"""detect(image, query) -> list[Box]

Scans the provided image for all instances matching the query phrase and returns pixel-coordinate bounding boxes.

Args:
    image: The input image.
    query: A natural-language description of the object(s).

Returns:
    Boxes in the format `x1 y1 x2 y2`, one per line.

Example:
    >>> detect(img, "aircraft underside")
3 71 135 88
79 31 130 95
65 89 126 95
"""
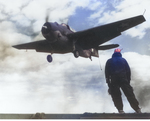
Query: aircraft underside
42 40 99 62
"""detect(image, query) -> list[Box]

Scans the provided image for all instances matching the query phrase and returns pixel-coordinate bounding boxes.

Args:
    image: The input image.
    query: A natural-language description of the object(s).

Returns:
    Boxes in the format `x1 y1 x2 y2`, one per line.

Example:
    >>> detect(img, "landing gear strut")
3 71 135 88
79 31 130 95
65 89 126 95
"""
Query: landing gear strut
47 55 53 63
73 50 79 58
72 41 80 58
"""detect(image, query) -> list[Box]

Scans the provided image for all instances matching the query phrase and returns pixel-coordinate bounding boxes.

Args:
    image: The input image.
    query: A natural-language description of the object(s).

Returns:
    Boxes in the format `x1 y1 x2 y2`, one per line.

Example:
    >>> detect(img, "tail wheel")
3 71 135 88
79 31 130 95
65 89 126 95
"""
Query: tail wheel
73 50 79 58
47 55 53 63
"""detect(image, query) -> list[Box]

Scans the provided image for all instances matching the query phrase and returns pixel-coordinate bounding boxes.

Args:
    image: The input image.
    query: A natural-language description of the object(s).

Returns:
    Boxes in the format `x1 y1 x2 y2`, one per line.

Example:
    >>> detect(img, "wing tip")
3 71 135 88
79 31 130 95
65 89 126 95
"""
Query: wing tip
139 15 146 22
12 45 19 49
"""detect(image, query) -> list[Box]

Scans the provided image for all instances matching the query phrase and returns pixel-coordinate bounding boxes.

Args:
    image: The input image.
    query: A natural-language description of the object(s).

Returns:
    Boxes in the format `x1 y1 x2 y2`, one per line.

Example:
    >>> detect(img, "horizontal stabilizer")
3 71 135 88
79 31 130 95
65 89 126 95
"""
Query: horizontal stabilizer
97 44 119 50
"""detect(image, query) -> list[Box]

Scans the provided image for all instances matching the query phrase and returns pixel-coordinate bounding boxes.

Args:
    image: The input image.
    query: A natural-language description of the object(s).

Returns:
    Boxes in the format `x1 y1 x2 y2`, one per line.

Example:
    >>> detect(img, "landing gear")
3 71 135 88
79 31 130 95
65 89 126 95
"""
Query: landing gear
73 50 79 58
72 40 80 58
47 55 53 63
89 56 92 61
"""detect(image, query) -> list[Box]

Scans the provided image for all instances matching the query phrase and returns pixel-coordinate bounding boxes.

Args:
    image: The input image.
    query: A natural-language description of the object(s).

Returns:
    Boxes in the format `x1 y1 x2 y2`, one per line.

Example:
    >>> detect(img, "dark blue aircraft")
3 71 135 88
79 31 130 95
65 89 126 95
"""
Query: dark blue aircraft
13 15 145 63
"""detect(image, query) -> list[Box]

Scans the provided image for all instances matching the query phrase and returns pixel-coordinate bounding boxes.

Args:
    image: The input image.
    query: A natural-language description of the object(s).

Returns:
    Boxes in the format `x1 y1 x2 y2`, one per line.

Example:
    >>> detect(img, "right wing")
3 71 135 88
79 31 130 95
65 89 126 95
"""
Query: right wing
12 40 52 53
67 15 146 50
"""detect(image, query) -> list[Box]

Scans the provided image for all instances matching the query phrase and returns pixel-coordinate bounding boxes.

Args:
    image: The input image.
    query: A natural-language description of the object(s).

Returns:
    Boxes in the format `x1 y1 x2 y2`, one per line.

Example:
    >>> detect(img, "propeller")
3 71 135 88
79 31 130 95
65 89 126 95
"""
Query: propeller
28 9 51 39
45 8 54 22
41 9 52 35
45 11 50 22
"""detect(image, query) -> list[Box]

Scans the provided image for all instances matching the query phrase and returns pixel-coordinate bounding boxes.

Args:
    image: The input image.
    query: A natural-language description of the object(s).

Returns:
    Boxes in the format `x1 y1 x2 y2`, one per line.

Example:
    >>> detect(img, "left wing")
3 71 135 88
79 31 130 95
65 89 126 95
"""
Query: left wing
67 15 146 49
13 40 52 53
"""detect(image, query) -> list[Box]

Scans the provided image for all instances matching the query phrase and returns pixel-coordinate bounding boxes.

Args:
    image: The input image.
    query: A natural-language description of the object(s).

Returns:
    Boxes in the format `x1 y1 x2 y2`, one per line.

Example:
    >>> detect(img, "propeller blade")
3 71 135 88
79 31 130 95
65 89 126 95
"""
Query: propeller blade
45 8 54 22
45 12 49 22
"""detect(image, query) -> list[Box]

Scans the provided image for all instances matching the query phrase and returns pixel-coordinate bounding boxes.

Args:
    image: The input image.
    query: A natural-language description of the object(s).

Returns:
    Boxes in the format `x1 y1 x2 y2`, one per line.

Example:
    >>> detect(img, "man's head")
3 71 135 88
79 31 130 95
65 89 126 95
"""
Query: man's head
114 48 121 53
112 48 122 58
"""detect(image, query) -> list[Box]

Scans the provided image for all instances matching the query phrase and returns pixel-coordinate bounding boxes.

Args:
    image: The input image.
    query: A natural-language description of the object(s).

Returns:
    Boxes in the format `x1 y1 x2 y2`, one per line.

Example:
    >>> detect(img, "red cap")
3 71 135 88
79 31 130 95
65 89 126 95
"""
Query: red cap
114 48 121 53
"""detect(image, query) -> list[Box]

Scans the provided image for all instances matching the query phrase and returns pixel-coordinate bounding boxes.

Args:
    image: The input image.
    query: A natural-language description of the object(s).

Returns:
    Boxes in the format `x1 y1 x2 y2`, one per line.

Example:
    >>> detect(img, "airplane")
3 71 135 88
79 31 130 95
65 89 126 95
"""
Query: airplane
12 15 146 63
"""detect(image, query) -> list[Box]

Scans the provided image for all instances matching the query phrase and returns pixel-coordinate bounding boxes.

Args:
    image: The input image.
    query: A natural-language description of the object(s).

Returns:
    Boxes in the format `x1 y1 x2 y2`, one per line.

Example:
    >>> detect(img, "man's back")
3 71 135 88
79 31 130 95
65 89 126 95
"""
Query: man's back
105 52 131 81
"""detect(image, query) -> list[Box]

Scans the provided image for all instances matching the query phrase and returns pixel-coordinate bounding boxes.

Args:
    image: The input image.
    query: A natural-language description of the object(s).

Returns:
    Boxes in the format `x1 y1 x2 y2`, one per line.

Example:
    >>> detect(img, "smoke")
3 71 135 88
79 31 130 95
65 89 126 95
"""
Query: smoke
123 52 150 112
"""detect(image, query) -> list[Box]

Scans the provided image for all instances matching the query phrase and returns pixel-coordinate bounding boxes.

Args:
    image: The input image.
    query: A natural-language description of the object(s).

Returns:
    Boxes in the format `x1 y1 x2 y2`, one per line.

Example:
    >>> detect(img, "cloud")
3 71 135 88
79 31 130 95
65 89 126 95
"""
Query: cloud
88 0 150 39
0 0 150 114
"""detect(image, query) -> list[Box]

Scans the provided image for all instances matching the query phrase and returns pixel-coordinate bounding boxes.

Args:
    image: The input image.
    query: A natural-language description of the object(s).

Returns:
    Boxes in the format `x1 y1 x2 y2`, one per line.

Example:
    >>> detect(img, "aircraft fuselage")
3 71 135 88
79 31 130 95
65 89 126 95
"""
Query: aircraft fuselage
41 22 98 59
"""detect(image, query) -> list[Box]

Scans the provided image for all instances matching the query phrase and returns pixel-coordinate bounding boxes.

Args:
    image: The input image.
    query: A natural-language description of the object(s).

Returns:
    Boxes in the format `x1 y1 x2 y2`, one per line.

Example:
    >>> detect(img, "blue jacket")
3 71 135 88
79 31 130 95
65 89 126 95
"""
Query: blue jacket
105 52 131 82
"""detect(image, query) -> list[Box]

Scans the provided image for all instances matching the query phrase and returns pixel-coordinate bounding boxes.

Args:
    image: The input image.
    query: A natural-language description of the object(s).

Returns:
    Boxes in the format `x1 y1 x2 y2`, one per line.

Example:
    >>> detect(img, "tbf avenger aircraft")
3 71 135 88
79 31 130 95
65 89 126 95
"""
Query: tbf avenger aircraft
13 15 146 63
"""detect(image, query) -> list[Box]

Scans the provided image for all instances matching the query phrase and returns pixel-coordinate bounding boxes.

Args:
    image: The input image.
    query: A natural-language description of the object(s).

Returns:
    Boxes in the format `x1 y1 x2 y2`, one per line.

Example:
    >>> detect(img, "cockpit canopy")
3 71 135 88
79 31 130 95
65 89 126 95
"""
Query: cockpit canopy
61 23 70 29
61 23 75 32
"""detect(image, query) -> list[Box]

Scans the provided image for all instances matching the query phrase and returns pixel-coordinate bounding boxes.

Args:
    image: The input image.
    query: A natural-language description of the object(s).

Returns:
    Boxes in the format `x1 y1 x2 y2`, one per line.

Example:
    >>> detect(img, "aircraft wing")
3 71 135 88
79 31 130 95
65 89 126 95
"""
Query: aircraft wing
67 15 146 49
12 40 52 53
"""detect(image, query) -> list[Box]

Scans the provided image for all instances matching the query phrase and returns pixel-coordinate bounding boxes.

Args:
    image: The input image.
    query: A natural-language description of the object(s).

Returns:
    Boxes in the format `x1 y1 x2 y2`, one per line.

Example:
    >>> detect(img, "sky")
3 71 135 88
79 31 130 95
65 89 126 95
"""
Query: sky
0 0 150 114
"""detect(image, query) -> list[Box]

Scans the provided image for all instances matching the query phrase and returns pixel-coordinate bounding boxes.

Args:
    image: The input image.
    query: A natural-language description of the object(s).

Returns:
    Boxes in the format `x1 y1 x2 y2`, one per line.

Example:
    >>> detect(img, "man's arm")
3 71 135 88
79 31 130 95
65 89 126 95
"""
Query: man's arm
105 60 110 82
105 59 112 95
124 59 131 83
105 60 111 87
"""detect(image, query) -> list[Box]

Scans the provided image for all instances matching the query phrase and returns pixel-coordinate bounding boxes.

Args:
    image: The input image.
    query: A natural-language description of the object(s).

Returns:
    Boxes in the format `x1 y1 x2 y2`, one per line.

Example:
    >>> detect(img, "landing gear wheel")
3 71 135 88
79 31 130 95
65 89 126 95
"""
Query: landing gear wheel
47 55 53 63
73 50 79 58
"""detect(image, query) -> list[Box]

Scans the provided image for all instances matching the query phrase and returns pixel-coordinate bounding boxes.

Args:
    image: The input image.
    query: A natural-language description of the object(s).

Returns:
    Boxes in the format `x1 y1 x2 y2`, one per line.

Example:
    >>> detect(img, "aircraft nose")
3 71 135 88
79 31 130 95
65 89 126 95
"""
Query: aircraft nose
41 22 51 35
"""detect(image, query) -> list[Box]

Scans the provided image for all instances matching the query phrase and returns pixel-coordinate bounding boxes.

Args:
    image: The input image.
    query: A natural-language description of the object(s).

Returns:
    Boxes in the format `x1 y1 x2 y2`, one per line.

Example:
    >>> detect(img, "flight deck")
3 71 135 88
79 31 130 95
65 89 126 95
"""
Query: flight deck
0 112 149 119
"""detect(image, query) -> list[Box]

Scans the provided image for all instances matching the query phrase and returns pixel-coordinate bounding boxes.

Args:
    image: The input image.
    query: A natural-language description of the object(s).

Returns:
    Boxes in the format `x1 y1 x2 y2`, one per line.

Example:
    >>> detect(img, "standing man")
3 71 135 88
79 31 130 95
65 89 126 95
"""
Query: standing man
105 48 141 114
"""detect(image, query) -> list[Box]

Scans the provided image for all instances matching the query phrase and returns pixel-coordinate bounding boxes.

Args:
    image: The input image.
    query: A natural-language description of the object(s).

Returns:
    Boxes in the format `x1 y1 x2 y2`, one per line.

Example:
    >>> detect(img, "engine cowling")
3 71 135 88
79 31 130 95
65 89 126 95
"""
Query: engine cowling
41 22 58 42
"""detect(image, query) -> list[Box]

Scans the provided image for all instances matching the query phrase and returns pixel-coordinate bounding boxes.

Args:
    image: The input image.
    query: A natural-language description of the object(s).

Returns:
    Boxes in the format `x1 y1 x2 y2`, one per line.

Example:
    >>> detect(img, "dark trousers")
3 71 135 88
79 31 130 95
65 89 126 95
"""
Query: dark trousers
110 77 140 111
